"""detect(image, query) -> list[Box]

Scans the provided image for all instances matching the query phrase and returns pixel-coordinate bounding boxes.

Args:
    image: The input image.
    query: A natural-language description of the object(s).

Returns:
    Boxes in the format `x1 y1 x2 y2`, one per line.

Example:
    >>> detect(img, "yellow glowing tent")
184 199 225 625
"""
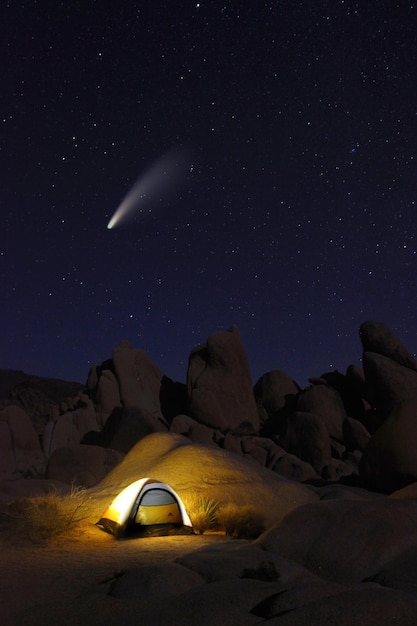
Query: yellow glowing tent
96 478 193 537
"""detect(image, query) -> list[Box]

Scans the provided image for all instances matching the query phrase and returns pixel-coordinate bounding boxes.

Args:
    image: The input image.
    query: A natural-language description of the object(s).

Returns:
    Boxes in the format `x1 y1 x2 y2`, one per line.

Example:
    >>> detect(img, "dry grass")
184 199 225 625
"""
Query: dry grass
1 485 91 544
186 495 220 534
216 503 265 539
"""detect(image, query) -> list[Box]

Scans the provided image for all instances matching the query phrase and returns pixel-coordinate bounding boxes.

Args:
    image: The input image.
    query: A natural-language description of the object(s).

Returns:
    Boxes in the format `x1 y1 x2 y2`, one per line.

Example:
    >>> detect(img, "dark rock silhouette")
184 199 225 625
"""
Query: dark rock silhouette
254 369 300 426
360 320 417 371
0 405 45 476
296 384 346 442
360 401 417 492
187 326 259 433
273 410 332 474
2 319 417 496
362 352 417 421
46 444 123 487
257 498 417 584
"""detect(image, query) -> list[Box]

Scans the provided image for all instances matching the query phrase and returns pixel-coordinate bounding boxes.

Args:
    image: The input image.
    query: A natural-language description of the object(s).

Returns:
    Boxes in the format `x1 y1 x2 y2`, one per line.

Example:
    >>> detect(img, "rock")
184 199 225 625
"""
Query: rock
176 540 310 584
296 385 346 441
342 416 371 452
222 432 245 456
329 438 345 459
275 411 332 473
257 498 417 584
187 327 259 433
109 562 204 599
108 407 167 454
316 483 385 502
362 352 417 420
46 444 124 486
342 451 362 477
271 453 318 482
321 459 353 482
0 476 71 503
359 401 417 492
154 577 282 626
389 481 417 500
112 341 163 414
314 367 368 424
42 402 99 458
91 432 318 530
365 546 417 592
250 578 347 619
359 320 417 371
0 369 85 437
95 368 121 425
0 420 14 473
0 405 45 475
170 414 217 445
241 436 286 468
159 376 188 423
257 585 417 625
254 370 299 426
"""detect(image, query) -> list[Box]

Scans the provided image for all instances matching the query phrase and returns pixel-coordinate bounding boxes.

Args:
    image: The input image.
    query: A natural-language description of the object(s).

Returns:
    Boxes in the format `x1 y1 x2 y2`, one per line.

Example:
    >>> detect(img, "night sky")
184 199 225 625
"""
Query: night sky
2 1 417 387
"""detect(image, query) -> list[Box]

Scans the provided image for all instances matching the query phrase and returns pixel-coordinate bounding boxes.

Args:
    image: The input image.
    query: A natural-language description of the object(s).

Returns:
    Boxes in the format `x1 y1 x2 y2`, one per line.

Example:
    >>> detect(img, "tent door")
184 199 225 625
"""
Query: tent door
134 488 182 525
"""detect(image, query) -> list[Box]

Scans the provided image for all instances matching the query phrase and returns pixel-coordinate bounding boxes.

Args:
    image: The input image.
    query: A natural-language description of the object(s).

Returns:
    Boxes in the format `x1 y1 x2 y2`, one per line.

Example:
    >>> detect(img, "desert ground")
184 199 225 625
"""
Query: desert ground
0 522 229 625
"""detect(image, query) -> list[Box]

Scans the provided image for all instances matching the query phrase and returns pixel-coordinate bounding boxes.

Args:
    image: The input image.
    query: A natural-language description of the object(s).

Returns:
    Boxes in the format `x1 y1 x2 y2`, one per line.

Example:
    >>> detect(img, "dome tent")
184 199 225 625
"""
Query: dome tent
96 478 193 538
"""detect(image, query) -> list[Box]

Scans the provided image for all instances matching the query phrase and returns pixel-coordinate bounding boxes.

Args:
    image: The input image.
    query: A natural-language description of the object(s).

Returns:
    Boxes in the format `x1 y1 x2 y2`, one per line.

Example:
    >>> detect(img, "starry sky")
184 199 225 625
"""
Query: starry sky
2 1 417 387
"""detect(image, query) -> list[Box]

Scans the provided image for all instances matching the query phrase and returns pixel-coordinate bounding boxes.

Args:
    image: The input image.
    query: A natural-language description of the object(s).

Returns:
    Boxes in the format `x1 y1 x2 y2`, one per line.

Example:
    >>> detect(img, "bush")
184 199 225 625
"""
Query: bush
2 485 90 544
187 496 220 534
217 504 265 539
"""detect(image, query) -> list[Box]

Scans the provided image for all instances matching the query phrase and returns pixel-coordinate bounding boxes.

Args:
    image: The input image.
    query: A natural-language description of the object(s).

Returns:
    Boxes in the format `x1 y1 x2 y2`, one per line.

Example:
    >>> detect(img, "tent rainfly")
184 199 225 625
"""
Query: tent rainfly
96 478 193 538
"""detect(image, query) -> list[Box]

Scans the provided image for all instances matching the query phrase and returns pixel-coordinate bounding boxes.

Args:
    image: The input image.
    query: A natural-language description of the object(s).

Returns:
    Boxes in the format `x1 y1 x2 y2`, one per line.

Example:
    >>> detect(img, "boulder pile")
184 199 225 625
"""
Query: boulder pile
2 320 417 495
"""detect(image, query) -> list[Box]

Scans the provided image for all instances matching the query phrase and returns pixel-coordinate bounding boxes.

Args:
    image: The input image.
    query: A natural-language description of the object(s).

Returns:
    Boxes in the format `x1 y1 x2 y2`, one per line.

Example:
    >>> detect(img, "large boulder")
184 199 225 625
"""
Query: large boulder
365 545 417 592
0 420 14 473
362 352 417 421
271 452 318 482
311 368 368 424
253 585 417 625
296 385 346 441
109 562 204 599
108 406 167 453
241 435 286 468
274 411 332 473
0 406 45 475
94 368 121 425
254 370 299 426
90 432 318 529
359 401 417 492
187 327 259 433
257 498 417 584
170 414 218 446
175 540 310 584
112 341 164 415
342 416 371 452
46 444 124 487
359 320 417 370
42 397 99 458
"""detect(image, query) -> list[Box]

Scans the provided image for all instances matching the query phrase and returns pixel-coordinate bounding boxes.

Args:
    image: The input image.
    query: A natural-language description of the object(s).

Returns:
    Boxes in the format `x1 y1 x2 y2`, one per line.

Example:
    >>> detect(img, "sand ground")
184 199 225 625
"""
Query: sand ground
0 522 229 625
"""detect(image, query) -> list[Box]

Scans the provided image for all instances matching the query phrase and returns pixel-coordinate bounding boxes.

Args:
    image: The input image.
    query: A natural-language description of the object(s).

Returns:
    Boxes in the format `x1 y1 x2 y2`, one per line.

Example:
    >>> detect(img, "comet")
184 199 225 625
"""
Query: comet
107 149 189 229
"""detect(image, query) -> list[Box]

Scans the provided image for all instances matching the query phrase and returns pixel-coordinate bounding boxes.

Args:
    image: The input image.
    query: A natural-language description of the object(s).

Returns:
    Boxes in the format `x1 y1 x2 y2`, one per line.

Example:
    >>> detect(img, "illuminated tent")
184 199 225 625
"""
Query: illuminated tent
96 478 193 538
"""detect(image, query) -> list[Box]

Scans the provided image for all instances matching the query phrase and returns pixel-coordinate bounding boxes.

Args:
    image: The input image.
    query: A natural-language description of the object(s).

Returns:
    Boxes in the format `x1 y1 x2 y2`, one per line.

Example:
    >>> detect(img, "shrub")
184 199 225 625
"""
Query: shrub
217 504 265 539
2 485 90 544
187 496 220 534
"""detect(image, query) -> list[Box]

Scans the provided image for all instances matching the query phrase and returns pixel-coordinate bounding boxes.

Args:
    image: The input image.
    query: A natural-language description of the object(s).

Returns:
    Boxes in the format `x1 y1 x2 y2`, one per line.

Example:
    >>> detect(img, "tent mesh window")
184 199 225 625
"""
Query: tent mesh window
134 488 182 525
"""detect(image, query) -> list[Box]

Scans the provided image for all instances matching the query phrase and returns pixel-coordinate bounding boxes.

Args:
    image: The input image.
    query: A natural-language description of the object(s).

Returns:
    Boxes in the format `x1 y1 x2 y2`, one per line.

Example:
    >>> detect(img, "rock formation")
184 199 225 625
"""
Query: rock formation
2 319 417 496
187 326 259 433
